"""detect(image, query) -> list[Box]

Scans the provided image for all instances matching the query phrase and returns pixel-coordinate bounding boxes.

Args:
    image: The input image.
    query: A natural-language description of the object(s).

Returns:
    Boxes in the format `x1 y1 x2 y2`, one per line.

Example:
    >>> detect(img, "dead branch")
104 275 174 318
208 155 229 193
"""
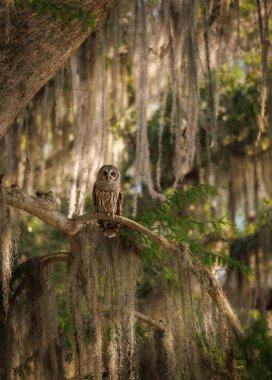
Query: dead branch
134 311 166 332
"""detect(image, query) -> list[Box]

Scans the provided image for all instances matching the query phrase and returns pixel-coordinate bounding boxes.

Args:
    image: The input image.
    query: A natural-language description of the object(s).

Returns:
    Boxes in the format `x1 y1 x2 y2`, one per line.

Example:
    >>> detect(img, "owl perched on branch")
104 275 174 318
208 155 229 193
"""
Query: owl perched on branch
92 165 123 238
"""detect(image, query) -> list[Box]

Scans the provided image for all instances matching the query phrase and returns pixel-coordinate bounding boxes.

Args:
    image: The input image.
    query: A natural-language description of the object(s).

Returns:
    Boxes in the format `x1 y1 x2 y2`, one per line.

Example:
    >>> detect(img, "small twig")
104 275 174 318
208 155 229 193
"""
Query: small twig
39 252 70 266
204 234 230 244
134 311 166 332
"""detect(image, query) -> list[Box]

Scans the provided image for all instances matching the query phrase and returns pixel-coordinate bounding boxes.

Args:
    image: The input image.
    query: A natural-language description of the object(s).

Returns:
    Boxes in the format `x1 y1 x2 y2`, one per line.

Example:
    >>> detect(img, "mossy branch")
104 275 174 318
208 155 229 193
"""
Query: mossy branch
4 187 78 235
76 212 174 249
4 186 242 336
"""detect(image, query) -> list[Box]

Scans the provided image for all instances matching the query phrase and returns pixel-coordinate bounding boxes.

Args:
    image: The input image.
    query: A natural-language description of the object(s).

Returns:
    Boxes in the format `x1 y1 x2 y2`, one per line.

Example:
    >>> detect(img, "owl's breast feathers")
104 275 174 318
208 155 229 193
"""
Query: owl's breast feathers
94 179 120 192
95 187 120 214
93 179 123 238
93 179 122 215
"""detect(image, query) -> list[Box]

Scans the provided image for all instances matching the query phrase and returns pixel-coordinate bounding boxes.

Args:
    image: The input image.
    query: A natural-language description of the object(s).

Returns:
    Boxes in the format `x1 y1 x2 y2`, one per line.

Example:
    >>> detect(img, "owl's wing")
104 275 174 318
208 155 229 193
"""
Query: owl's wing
117 187 123 216
92 183 98 212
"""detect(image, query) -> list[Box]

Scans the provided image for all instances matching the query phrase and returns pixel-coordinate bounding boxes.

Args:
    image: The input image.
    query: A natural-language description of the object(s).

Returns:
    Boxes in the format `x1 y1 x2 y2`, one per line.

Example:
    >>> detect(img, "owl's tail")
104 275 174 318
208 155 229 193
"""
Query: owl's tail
98 220 120 238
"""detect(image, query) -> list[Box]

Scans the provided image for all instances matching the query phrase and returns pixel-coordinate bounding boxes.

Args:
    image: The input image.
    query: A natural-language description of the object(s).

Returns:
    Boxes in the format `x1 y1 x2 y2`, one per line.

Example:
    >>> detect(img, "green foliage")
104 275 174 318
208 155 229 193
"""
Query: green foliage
14 0 96 28
208 346 228 375
85 194 94 213
236 316 272 379
255 199 272 229
17 217 68 259
199 55 272 169
201 250 252 278
127 184 251 278
135 324 148 341
135 184 219 229
218 64 260 148
59 312 73 363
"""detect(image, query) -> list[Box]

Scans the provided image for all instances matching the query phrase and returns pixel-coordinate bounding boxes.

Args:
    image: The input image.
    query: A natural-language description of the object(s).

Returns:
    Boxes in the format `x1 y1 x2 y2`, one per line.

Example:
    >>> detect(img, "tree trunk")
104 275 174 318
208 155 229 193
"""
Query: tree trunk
60 225 139 379
0 0 119 139
0 311 13 380
0 223 137 379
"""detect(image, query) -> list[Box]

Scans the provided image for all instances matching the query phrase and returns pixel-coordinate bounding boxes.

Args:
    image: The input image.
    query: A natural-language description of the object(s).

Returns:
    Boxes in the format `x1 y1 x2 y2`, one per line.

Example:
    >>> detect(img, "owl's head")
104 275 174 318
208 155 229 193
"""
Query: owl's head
97 165 120 182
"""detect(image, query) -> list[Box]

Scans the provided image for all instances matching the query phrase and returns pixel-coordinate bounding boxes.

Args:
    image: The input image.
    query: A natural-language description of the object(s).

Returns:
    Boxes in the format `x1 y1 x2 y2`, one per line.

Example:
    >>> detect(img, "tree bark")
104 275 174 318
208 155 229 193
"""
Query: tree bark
0 0 119 139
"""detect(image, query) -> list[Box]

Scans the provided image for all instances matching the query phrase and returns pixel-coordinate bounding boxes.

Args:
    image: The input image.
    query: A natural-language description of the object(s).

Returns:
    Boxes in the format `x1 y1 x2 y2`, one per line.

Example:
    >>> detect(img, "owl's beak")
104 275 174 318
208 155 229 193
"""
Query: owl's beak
107 175 110 181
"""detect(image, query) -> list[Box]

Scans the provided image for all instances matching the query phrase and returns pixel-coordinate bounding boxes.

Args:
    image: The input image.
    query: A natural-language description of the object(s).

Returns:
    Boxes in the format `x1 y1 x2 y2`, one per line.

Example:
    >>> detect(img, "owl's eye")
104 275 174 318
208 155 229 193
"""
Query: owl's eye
110 171 115 176
103 171 107 175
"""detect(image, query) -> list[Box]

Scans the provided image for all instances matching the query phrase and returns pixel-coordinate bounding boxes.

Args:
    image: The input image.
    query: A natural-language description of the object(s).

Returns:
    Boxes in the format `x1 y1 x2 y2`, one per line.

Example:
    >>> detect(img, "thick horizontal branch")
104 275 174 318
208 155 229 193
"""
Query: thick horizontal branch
75 212 174 249
5 187 78 235
4 187 176 245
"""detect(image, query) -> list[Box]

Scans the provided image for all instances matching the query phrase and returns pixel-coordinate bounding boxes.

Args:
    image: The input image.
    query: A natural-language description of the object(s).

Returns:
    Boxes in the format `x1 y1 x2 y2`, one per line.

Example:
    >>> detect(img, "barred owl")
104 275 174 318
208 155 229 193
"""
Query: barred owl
92 165 123 238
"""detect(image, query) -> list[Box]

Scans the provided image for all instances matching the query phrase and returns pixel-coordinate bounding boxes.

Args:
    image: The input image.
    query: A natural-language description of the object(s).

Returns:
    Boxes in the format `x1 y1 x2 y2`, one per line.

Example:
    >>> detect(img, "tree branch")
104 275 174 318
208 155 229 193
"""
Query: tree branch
134 311 166 332
75 212 173 249
39 252 70 266
190 262 242 335
4 251 70 325
5 187 78 235
4 187 243 336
